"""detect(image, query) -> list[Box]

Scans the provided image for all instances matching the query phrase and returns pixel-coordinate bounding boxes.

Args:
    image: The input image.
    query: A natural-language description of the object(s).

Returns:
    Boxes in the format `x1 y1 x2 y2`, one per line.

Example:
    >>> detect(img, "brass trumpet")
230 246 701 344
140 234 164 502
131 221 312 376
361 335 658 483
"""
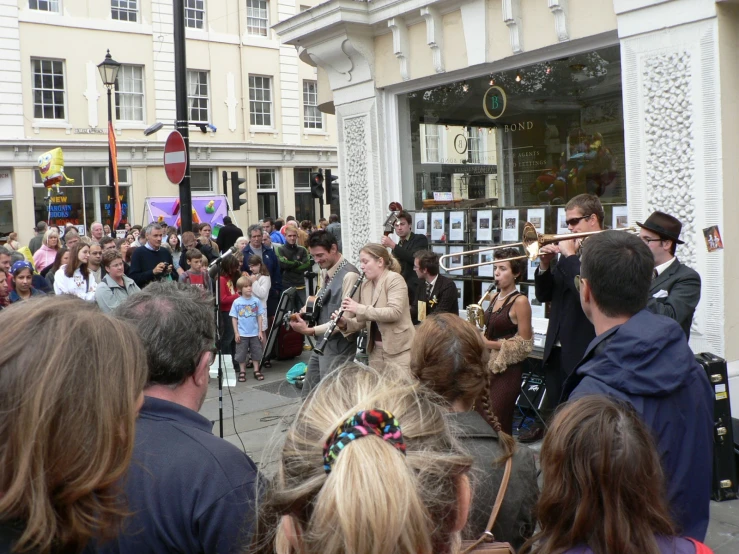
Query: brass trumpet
467 281 497 329
440 222 637 271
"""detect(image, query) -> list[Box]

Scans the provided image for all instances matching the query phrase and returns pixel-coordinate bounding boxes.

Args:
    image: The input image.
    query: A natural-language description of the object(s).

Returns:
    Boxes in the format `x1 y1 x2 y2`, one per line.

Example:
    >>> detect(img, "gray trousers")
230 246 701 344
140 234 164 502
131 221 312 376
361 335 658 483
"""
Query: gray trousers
302 334 358 399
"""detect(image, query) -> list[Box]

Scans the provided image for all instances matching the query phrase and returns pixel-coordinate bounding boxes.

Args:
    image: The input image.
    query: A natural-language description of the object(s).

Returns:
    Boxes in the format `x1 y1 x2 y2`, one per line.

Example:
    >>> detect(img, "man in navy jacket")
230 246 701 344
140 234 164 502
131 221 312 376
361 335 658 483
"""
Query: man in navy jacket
563 231 712 541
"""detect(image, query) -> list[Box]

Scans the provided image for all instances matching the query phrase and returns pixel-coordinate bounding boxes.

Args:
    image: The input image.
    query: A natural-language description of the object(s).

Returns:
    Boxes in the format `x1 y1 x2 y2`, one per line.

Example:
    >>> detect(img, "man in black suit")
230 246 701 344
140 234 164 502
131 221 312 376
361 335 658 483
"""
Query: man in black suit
410 250 459 323
215 216 243 252
638 211 701 338
520 194 602 442
380 210 428 307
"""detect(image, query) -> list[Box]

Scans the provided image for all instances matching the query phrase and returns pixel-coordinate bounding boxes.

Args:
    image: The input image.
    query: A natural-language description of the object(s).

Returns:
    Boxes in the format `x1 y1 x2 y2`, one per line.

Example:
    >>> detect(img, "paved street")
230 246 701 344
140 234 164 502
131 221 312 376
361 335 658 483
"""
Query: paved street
203 351 739 552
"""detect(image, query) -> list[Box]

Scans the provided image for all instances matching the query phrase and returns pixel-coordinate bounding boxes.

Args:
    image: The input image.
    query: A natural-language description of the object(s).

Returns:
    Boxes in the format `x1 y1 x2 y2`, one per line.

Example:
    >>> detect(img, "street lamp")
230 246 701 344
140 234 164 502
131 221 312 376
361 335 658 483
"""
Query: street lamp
98 50 121 230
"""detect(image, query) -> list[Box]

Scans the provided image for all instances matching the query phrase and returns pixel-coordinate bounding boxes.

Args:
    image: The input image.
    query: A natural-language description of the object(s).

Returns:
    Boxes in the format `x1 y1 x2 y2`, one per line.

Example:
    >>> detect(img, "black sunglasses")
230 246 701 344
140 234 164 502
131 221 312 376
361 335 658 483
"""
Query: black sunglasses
565 214 592 227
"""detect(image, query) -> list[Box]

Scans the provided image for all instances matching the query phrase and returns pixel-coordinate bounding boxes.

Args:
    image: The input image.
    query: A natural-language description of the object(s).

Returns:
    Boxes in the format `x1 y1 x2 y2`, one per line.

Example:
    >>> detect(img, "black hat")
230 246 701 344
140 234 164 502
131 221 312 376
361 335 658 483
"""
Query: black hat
636 211 684 244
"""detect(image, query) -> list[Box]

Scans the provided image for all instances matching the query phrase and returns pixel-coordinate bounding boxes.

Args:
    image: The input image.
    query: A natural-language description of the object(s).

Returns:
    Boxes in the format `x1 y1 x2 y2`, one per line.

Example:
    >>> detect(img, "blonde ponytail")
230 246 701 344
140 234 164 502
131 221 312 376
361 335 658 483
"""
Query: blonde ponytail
387 254 402 274
253 364 473 554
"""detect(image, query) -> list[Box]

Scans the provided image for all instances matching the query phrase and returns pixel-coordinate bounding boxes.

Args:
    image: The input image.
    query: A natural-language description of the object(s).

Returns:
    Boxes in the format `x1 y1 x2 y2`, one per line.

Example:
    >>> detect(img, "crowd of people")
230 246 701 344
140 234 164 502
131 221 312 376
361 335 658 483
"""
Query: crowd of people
0 197 715 554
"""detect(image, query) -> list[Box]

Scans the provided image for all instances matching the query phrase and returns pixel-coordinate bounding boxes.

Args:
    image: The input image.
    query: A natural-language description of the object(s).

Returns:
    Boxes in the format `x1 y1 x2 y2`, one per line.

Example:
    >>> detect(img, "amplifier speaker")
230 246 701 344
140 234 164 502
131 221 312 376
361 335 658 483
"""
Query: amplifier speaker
516 372 547 412
695 352 738 502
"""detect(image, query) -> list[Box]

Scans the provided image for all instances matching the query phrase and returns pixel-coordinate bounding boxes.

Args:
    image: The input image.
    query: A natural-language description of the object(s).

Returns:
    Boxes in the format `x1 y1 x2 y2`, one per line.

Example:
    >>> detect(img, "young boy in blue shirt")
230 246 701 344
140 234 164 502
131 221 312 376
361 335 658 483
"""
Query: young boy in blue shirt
230 275 266 381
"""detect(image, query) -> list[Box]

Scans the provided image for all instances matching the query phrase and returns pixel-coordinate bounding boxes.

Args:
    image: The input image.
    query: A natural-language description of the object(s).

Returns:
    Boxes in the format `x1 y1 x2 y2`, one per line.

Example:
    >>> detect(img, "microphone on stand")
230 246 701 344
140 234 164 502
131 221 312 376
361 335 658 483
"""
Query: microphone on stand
208 245 239 278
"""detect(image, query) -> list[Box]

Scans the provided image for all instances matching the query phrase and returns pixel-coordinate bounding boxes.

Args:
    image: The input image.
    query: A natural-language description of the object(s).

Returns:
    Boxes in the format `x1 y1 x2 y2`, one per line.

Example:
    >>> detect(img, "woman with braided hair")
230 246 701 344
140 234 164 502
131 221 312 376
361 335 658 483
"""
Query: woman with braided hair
411 313 538 549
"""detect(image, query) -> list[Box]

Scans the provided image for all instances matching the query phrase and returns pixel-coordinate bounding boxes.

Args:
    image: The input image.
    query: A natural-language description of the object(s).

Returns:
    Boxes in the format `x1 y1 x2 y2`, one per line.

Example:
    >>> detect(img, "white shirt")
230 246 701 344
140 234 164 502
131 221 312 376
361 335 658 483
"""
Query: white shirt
655 257 676 277
54 265 97 301
426 275 439 290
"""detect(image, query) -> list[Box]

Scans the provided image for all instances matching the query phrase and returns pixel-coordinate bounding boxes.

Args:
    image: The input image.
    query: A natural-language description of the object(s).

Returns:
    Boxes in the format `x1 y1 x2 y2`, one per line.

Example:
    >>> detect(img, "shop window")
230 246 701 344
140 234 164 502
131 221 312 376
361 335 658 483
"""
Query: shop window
112 0 137 22
293 168 314 223
400 45 625 210
0 200 13 238
29 0 59 12
303 81 322 129
33 167 132 232
249 76 273 127
246 0 269 37
191 168 214 193
115 65 145 122
32 58 65 120
187 70 209 123
257 169 278 220
185 0 205 29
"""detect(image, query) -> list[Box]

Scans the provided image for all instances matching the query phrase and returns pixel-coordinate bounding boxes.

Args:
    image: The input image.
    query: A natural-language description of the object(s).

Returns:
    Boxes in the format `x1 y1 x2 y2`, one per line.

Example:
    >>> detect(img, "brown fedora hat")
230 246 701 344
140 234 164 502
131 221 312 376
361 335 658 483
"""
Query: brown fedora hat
636 211 684 244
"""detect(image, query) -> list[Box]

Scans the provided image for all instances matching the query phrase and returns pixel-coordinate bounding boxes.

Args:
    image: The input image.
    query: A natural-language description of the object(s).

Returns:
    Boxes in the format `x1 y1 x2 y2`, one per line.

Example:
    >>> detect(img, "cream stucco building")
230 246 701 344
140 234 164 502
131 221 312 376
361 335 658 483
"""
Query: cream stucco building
0 0 339 245
275 0 739 410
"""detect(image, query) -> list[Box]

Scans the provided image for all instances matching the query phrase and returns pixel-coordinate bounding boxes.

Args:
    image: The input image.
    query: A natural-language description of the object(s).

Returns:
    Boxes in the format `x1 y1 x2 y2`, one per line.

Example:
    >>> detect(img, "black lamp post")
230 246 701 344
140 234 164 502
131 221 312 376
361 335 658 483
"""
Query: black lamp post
97 50 121 228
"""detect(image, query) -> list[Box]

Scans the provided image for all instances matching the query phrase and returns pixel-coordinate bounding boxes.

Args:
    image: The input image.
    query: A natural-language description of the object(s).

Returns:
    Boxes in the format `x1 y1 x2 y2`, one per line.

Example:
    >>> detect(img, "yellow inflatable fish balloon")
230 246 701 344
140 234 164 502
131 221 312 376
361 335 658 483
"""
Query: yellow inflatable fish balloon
38 148 75 189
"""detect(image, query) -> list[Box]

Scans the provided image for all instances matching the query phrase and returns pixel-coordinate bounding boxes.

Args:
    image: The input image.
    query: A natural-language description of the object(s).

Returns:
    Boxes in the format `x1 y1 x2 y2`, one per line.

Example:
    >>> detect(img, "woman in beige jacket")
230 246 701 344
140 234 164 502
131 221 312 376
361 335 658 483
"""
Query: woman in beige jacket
335 243 415 371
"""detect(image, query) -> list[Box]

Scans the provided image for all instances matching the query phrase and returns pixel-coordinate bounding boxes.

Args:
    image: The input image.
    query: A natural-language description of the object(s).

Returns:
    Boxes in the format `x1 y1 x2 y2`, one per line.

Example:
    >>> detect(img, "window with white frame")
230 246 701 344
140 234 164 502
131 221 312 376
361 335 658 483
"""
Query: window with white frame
114 65 144 122
249 76 272 127
32 59 65 120
187 70 209 123
185 0 205 29
425 124 440 163
191 168 214 193
111 0 137 22
467 127 483 164
246 0 268 37
302 80 322 130
256 168 276 190
29 0 59 12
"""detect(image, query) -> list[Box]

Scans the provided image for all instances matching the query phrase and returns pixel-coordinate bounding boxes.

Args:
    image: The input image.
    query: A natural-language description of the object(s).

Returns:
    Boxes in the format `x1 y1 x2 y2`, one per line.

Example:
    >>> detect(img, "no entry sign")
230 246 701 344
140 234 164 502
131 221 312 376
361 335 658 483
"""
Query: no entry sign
164 131 187 184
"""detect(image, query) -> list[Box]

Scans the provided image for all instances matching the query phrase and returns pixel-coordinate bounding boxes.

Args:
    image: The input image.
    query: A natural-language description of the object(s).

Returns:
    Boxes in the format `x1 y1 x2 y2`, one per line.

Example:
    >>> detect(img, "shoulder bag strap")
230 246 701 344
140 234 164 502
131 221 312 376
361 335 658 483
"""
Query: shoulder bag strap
461 457 513 554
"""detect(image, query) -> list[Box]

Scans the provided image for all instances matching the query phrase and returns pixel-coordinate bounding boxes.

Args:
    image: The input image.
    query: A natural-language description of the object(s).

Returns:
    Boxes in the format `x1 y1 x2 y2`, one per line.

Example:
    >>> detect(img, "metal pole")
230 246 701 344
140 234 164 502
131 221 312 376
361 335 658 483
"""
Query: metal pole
173 0 192 232
107 87 115 230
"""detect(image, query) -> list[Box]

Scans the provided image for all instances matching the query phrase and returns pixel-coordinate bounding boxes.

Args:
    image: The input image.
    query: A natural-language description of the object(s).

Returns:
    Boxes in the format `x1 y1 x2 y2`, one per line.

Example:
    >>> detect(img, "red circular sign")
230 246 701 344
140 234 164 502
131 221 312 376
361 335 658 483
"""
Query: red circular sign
163 131 187 184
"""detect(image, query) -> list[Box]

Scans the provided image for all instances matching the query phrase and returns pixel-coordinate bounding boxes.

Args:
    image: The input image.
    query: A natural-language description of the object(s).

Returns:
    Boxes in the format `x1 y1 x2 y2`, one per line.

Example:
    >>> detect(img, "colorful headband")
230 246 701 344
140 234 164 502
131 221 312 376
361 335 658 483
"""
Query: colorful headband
323 409 406 474
11 261 33 275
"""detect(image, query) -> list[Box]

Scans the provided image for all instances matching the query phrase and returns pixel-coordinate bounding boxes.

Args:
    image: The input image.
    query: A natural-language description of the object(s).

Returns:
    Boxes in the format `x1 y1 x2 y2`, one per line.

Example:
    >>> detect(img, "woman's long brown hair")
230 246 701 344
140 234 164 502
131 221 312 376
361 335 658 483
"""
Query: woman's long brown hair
519 395 676 554
410 313 515 462
0 296 148 553
64 242 89 279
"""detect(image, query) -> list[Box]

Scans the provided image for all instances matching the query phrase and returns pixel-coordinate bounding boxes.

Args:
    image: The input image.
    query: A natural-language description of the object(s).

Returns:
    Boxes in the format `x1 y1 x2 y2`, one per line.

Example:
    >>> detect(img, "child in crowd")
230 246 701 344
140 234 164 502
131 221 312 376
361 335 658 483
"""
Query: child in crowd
230 276 266 382
178 249 213 294
247 255 271 332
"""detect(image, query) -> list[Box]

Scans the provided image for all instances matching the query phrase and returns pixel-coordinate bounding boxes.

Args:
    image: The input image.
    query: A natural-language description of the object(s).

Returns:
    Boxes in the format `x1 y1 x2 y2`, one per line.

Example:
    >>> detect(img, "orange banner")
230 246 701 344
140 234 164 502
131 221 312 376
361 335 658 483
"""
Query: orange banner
108 121 122 229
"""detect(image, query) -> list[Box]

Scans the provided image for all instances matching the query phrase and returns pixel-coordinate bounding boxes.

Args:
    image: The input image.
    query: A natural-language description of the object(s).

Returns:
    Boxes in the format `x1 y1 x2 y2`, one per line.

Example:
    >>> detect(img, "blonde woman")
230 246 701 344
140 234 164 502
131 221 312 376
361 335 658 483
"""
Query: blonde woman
335 243 415 370
249 364 473 554
0 296 148 553
32 228 61 273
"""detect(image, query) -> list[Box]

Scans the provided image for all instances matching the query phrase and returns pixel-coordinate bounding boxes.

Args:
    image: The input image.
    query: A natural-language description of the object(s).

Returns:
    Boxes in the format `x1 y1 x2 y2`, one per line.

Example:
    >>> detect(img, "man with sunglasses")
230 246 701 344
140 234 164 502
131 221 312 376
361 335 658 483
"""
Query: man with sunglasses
637 211 701 338
519 194 601 443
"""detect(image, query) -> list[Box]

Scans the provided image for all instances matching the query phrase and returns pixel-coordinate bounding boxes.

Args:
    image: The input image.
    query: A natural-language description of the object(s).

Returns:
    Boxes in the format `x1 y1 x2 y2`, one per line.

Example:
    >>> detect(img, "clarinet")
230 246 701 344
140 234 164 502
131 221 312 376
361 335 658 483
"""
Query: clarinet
314 272 365 355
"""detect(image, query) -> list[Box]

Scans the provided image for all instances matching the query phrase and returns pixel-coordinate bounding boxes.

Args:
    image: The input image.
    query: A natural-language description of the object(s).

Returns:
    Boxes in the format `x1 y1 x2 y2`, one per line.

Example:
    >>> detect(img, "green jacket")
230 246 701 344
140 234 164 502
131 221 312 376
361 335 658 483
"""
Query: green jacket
276 243 311 287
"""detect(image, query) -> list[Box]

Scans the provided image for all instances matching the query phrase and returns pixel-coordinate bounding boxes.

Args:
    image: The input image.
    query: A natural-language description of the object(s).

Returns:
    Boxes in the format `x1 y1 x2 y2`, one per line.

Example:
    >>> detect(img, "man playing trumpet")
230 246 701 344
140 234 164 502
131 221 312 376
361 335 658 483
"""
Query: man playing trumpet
519 194 601 442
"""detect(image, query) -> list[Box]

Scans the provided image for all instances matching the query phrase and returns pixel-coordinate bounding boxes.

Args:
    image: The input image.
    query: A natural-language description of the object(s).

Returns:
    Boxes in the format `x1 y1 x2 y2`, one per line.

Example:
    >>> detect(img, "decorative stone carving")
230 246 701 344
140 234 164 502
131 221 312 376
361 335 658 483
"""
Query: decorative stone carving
420 6 444 74
344 116 371 259
502 0 523 54
548 0 569 42
387 17 410 81
642 51 696 272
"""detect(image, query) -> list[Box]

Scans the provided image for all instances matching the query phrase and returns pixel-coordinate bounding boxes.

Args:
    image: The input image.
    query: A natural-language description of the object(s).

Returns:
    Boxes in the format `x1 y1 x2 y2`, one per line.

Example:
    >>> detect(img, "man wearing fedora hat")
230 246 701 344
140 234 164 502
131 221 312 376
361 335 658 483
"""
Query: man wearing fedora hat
637 211 701 338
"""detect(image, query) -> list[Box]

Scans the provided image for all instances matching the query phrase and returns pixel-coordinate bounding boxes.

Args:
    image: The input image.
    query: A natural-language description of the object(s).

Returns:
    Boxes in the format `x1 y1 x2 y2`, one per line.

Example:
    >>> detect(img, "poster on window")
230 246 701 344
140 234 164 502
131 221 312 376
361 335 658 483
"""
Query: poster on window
527 208 545 234
478 252 494 277
453 280 465 312
447 245 464 275
414 212 428 236
431 212 445 241
527 259 540 281
476 209 493 242
557 208 569 235
432 245 447 273
501 210 519 242
449 211 464 241
611 206 629 229
529 287 545 319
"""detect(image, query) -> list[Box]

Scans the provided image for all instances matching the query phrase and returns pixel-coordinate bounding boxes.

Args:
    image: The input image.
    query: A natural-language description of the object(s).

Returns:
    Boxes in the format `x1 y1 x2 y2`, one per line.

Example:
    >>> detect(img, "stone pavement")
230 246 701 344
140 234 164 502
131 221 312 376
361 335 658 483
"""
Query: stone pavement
202 351 739 552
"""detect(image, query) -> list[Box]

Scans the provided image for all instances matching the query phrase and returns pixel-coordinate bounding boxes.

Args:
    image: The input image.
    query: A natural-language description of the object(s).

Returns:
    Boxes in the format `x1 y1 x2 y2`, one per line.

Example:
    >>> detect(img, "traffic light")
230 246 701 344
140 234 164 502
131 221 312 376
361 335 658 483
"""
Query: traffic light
230 171 247 210
310 171 324 199
325 169 338 205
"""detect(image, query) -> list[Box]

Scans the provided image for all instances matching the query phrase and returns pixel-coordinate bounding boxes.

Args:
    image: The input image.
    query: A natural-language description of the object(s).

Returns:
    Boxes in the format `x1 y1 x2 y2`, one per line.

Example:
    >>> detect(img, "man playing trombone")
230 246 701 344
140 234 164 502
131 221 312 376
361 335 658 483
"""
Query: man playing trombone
519 194 601 442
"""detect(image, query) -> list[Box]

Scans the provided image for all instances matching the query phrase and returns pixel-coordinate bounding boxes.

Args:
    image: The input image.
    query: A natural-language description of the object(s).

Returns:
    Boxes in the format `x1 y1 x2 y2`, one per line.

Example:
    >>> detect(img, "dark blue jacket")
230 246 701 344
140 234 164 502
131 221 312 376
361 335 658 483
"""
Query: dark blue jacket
563 310 713 541
98 397 260 554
